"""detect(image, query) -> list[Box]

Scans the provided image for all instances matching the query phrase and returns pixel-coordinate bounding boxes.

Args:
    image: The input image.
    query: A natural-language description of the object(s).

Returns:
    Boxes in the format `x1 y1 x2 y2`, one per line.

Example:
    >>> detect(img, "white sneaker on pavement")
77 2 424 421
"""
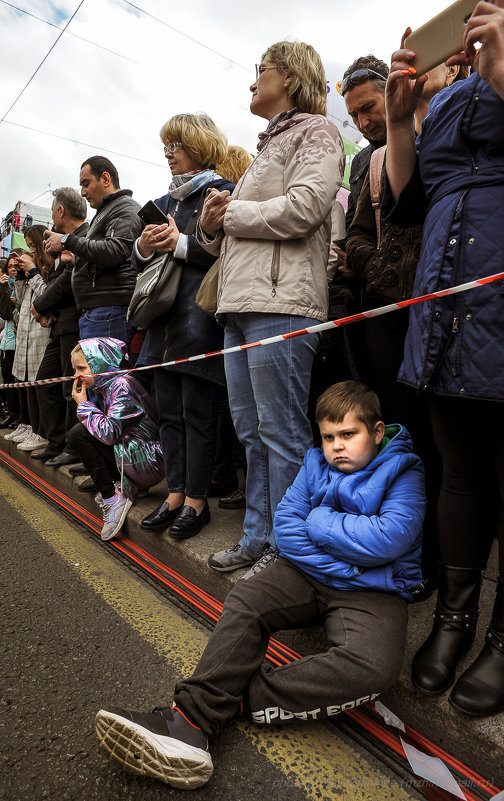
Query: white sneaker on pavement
4 423 30 441
17 433 49 451
10 424 32 443
100 492 133 541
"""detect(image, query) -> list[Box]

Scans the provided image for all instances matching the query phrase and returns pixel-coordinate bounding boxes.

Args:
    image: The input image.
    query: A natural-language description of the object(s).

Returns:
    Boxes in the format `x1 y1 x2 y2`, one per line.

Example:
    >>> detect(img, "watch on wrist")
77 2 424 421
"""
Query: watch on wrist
60 234 70 249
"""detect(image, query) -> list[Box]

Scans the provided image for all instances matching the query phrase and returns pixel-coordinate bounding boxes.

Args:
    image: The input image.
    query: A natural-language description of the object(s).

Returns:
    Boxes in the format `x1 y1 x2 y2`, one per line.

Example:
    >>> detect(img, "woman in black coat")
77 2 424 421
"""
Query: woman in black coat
133 113 234 539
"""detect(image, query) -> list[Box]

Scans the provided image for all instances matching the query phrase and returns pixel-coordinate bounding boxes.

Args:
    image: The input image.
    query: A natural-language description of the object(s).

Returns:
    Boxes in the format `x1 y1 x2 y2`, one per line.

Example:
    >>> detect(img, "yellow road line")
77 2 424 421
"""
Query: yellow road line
1 464 417 801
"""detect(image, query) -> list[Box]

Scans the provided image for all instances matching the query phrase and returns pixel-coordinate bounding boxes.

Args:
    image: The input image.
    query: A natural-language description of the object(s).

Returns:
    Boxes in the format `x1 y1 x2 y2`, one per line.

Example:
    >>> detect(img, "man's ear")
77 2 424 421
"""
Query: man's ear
374 420 385 445
445 65 459 86
100 171 112 188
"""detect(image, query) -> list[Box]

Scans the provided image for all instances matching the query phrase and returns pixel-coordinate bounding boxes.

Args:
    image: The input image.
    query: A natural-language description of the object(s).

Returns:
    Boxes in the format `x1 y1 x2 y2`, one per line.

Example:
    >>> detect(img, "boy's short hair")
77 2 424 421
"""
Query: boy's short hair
315 381 383 433
71 343 84 358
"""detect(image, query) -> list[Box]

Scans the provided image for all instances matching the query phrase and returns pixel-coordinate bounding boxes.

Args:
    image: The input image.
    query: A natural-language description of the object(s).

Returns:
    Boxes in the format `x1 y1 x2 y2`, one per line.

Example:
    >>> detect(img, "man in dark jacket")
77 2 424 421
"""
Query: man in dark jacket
341 55 388 229
31 188 89 464
44 156 142 345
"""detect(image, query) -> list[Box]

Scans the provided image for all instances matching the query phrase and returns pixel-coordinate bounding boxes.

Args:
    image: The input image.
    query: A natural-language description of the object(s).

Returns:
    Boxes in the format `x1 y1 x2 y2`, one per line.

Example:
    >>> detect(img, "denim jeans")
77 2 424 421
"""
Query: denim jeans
78 306 136 346
224 312 319 558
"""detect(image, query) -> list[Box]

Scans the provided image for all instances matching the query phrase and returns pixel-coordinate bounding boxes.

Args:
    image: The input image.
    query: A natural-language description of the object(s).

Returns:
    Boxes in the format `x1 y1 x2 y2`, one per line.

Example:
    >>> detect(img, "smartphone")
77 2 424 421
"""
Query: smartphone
404 0 477 76
138 200 168 226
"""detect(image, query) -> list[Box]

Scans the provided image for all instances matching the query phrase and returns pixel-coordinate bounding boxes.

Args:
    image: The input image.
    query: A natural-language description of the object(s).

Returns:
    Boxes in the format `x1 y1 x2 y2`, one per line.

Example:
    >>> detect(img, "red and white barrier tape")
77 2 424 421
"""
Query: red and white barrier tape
3 269 504 390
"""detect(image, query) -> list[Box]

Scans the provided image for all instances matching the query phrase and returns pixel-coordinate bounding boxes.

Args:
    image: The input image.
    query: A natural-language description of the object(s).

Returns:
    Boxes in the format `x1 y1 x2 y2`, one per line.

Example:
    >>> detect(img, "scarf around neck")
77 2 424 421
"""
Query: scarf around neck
168 169 219 201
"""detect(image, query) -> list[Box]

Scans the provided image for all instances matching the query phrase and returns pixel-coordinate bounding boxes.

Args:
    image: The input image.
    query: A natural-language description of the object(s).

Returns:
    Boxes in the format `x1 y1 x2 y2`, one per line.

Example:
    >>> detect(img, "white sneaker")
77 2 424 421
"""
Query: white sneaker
100 492 133 541
17 433 49 451
11 423 33 442
4 423 29 441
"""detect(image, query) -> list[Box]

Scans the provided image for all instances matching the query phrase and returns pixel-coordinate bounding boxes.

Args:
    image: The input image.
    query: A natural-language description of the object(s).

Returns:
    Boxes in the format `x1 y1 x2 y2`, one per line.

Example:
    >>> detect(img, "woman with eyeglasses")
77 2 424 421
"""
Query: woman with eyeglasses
384 2 504 717
132 113 234 541
198 40 345 575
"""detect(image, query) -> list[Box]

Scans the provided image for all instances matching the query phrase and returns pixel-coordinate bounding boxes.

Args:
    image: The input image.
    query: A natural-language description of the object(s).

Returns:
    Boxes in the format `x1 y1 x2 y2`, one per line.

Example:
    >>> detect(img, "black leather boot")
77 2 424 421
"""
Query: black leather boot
411 565 483 695
449 578 504 716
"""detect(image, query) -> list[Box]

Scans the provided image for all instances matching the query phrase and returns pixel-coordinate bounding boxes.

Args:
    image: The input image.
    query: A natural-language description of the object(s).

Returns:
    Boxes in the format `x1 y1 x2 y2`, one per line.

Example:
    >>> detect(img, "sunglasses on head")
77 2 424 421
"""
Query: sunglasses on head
338 68 387 96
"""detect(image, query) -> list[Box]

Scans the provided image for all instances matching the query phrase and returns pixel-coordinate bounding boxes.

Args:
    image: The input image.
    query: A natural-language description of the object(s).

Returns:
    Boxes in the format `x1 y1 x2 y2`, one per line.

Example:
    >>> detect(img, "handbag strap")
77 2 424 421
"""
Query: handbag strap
369 145 387 248
176 190 207 236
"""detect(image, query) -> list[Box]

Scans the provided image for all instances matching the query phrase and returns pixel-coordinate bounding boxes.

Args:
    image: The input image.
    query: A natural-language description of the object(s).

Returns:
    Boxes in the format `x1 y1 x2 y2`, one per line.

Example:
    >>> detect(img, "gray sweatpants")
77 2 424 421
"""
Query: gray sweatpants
174 558 408 737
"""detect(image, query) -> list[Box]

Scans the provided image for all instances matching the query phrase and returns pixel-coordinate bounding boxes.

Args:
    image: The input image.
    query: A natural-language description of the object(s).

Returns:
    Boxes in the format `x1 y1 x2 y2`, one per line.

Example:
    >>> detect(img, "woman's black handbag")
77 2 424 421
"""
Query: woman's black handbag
127 191 206 330
127 253 182 329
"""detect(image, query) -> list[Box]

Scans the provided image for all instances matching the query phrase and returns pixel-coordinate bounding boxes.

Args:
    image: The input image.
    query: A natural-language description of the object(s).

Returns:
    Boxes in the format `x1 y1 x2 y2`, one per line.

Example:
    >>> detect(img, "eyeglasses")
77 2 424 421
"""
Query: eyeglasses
255 64 277 81
338 68 387 96
163 142 183 154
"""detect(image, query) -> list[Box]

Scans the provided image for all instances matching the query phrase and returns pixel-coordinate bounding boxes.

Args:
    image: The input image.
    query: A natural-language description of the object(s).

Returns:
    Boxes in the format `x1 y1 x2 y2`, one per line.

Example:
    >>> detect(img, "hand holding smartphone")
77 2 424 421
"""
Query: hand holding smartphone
404 0 476 75
138 200 169 226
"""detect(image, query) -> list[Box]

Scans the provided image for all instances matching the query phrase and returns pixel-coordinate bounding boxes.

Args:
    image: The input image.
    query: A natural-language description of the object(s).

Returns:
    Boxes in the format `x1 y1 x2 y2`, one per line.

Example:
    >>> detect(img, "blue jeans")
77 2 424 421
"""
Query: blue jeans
79 306 136 346
224 312 319 558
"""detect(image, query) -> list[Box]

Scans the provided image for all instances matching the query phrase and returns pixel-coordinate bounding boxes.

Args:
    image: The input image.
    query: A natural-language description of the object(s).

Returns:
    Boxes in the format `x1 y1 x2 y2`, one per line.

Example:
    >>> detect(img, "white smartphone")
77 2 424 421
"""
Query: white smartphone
404 0 477 75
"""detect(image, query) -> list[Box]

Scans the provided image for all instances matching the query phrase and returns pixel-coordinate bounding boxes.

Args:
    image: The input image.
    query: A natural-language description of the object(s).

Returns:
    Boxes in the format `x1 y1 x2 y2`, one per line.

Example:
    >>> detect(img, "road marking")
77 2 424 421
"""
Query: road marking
1 465 418 800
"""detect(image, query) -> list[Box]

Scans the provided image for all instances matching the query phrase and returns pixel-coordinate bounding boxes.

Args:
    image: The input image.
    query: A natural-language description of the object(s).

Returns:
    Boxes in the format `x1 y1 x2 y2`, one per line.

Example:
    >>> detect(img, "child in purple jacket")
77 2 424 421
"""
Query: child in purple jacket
69 337 163 541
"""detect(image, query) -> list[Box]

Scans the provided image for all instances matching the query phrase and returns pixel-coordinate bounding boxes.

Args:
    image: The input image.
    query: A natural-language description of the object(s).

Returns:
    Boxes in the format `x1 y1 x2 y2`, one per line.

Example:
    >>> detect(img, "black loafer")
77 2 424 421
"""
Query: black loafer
45 451 81 467
140 501 182 532
169 502 211 540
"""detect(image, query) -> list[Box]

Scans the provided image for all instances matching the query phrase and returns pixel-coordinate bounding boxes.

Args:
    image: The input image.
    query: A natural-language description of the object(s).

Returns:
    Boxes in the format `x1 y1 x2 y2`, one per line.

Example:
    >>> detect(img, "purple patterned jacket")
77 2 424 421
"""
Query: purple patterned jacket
76 337 164 492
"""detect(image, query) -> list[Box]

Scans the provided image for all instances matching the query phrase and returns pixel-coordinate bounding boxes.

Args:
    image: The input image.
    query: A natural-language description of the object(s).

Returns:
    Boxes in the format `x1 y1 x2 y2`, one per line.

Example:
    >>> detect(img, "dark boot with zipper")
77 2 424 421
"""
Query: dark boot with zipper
449 578 504 716
411 565 483 695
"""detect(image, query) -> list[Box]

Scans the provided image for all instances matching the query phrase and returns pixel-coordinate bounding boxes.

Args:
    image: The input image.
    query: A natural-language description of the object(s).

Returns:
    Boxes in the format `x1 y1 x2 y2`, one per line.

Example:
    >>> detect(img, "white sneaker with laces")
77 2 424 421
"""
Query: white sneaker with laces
4 423 30 441
100 492 133 541
11 424 33 443
17 433 49 451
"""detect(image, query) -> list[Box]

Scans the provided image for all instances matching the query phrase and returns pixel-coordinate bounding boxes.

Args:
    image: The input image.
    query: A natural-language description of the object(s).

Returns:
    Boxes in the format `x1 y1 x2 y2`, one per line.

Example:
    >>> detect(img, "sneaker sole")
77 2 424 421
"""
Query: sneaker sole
95 710 213 788
100 498 133 541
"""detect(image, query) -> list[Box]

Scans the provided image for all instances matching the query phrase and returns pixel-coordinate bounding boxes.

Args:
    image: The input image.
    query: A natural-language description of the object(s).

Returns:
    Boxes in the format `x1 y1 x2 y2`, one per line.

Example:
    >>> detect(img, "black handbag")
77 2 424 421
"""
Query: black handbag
127 252 181 330
127 192 205 330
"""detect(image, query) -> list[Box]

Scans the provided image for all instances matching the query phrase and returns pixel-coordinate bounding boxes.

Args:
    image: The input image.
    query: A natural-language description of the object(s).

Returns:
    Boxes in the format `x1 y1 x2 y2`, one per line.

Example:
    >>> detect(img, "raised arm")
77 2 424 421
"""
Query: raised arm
385 31 428 202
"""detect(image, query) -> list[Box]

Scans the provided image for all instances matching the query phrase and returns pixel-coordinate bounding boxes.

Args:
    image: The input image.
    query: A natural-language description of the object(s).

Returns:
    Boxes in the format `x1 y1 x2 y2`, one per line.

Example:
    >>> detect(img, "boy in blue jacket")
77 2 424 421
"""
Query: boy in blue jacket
95 380 426 789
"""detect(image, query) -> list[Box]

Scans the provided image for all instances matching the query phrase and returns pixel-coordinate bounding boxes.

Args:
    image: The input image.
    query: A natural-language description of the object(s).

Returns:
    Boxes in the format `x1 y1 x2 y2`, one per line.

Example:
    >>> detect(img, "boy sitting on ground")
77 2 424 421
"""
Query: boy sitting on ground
94 380 426 789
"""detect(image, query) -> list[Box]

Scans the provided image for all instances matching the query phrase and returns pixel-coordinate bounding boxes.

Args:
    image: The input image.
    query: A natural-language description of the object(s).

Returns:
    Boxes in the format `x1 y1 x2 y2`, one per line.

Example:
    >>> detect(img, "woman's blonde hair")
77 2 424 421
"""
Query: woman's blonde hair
160 113 228 170
262 41 327 116
216 145 253 184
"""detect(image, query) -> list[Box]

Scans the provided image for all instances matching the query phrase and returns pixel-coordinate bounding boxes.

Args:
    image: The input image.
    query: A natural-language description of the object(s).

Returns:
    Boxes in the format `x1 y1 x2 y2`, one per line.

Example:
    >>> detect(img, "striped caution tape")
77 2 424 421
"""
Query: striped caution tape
3 269 504 390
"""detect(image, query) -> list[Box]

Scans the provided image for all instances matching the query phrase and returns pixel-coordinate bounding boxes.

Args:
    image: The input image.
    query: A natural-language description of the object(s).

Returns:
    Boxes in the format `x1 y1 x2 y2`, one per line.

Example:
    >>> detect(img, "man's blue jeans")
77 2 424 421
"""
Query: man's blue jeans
79 306 136 346
224 312 319 558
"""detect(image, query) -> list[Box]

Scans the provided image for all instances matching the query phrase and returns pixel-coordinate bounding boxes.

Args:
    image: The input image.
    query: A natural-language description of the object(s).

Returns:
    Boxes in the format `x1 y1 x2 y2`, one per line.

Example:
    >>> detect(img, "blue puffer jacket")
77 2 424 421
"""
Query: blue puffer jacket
384 72 504 400
274 425 425 601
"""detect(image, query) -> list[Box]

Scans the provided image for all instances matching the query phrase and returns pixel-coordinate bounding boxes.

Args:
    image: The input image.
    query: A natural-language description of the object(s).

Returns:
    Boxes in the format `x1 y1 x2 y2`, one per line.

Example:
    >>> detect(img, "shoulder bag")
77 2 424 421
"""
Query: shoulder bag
127 192 205 330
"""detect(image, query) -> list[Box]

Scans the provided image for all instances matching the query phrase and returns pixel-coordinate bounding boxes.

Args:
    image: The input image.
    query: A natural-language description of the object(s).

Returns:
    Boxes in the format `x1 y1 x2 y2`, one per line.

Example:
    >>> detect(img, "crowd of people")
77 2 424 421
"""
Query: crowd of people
2 3 504 789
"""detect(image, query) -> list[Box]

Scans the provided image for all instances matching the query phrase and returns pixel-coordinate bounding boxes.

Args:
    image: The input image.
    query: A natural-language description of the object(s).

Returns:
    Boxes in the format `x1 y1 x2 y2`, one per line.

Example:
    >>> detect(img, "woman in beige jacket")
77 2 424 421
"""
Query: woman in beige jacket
199 40 345 574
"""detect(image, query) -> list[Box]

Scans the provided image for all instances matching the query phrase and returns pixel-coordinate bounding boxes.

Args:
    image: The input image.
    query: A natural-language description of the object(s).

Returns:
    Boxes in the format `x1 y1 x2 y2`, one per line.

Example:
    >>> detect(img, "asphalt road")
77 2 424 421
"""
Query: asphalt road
0 466 422 801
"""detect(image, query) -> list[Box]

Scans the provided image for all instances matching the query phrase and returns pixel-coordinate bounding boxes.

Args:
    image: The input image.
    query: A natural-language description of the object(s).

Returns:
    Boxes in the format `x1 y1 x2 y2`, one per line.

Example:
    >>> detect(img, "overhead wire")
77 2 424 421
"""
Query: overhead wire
0 0 161 69
3 119 166 169
0 0 85 125
0 0 358 164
